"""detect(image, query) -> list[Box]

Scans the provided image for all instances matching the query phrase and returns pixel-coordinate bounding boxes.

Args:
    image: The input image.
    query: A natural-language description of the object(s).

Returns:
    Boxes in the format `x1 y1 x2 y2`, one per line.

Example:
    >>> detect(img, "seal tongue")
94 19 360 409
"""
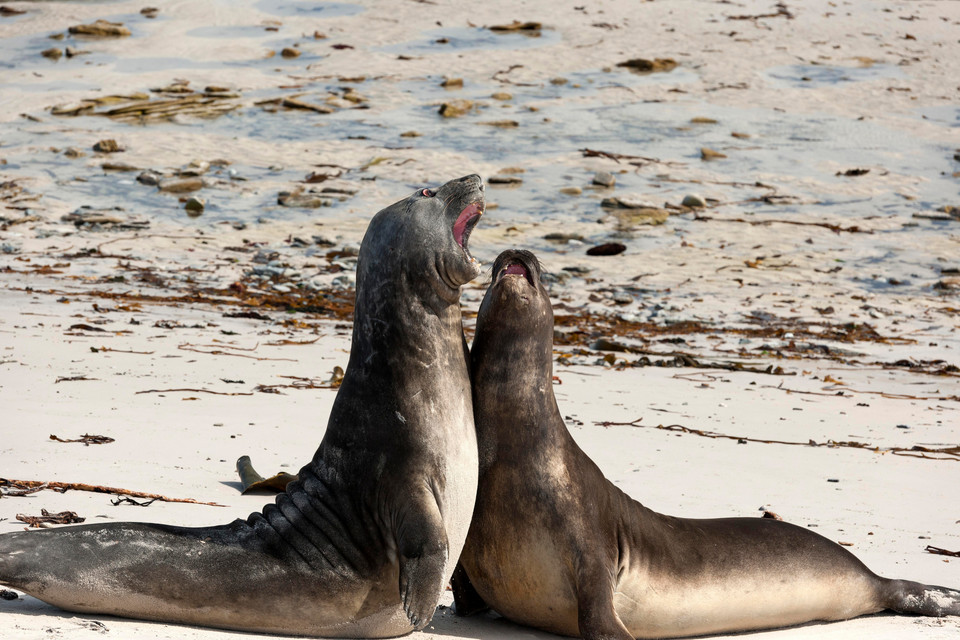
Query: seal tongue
453 202 482 248
504 263 527 277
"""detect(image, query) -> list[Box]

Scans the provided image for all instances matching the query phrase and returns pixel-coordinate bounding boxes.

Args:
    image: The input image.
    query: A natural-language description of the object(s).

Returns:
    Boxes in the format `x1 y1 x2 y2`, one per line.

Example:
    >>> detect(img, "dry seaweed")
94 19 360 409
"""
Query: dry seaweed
49 434 115 445
0 478 225 506
16 509 85 528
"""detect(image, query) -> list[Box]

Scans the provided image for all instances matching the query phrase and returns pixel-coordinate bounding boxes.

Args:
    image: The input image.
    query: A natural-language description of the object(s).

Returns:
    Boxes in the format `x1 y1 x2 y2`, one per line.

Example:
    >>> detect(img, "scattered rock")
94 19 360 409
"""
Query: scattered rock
613 208 669 227
136 171 161 186
141 7 159 18
101 161 139 172
560 186 582 196
933 278 960 291
341 88 366 104
62 207 149 229
278 191 334 208
731 131 751 139
544 232 584 242
837 168 870 177
179 160 210 176
911 212 953 222
441 77 463 88
681 194 707 208
937 205 960 218
478 120 518 128
488 174 523 185
700 147 727 160
491 91 512 101
64 46 88 58
41 47 62 60
68 20 131 38
158 177 203 193
400 130 422 137
63 147 85 158
281 47 300 58
281 98 334 114
312 235 337 247
586 242 626 256
489 21 542 33
93 139 123 153
592 171 616 187
690 117 718 124
601 195 657 209
184 197 205 216
550 77 568 85
616 58 677 74
438 100 475 118
1 6 27 16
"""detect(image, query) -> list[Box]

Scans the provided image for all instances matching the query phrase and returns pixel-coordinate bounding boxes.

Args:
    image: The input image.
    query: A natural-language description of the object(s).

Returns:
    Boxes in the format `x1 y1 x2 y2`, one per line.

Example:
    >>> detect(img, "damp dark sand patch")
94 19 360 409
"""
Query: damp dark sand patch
764 63 905 88
381 26 561 55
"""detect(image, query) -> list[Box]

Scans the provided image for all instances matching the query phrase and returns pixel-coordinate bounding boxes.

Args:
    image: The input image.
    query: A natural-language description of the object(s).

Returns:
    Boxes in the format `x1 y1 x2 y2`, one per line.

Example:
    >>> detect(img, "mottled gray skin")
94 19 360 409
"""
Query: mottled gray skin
453 249 960 640
0 175 485 637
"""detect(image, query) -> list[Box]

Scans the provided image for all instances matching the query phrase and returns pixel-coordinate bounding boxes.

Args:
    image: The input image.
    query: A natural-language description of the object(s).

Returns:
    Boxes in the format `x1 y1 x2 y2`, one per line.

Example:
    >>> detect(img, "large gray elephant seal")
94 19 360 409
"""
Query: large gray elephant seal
0 175 486 637
453 248 960 639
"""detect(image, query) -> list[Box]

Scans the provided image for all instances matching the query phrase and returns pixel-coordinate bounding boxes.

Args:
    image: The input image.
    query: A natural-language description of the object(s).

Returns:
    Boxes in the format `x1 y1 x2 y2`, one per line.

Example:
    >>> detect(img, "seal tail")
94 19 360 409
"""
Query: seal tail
880 578 960 616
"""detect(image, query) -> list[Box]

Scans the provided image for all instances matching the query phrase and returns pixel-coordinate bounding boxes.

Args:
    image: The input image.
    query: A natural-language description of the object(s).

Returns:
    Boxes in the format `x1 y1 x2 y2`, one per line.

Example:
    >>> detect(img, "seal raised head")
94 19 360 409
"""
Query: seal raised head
0 175 485 637
453 248 960 639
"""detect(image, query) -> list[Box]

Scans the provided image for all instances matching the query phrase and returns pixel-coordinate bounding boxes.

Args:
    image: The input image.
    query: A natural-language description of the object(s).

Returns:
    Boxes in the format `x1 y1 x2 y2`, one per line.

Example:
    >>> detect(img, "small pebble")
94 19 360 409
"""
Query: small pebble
93 139 123 153
184 197 205 216
592 171 616 187
681 194 707 208
137 171 161 186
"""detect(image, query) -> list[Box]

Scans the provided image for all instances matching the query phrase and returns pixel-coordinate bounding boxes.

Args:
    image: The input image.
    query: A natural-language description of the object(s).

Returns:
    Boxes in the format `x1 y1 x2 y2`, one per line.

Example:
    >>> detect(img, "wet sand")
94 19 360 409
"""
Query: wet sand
1 0 959 638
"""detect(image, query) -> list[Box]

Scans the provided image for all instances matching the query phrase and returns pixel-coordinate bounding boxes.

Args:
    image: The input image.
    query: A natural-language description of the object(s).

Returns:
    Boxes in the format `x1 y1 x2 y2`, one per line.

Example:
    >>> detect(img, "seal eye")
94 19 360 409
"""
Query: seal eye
421 188 435 197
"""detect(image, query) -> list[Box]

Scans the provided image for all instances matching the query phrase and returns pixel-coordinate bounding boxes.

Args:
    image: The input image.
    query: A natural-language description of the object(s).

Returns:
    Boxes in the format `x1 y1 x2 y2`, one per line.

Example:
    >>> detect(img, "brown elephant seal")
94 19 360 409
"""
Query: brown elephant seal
0 175 486 637
453 248 960 639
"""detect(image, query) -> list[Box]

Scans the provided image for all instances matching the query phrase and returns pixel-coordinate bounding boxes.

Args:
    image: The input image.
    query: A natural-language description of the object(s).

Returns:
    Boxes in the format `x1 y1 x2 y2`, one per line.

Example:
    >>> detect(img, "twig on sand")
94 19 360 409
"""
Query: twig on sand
925 545 960 558
595 418 960 462
135 387 254 396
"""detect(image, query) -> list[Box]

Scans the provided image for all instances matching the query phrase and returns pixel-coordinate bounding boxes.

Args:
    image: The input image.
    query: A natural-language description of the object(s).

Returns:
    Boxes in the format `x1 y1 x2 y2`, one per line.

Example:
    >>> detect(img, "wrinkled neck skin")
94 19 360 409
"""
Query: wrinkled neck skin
470 277 559 472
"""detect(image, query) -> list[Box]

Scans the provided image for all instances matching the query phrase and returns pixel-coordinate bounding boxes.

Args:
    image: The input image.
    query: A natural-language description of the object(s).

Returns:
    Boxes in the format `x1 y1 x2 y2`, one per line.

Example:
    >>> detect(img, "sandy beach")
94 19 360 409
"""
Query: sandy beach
1 0 959 638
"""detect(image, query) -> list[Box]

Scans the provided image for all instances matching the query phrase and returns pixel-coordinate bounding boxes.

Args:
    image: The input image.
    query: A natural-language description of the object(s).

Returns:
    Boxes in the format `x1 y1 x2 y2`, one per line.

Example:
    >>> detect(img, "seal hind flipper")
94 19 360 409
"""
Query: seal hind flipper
882 579 960 617
451 561 490 616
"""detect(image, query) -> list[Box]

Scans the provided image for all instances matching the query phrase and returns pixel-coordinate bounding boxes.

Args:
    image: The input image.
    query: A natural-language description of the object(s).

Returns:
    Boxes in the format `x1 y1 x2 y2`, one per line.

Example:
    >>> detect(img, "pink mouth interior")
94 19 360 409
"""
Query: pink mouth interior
504 263 528 278
453 202 482 247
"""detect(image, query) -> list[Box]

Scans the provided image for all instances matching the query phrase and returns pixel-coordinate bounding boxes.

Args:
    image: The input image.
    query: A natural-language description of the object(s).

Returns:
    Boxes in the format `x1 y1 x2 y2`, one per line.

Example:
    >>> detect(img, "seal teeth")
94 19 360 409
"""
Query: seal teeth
498 260 534 286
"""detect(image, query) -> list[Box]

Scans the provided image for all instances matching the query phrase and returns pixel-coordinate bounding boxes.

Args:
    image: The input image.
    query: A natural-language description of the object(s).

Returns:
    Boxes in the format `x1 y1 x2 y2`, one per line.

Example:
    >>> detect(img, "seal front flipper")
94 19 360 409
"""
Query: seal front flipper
451 562 490 616
396 486 449 629
575 562 633 640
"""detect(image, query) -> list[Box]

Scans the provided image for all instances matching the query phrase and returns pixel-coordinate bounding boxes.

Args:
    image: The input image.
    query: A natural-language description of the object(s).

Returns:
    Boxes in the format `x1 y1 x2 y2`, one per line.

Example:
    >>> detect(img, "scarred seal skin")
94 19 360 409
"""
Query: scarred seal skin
0 175 486 638
453 248 960 640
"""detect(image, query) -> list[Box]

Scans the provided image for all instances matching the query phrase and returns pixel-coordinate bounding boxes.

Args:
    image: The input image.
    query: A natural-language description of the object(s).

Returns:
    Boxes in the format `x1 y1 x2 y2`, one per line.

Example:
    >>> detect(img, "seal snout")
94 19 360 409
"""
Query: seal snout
492 250 539 287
